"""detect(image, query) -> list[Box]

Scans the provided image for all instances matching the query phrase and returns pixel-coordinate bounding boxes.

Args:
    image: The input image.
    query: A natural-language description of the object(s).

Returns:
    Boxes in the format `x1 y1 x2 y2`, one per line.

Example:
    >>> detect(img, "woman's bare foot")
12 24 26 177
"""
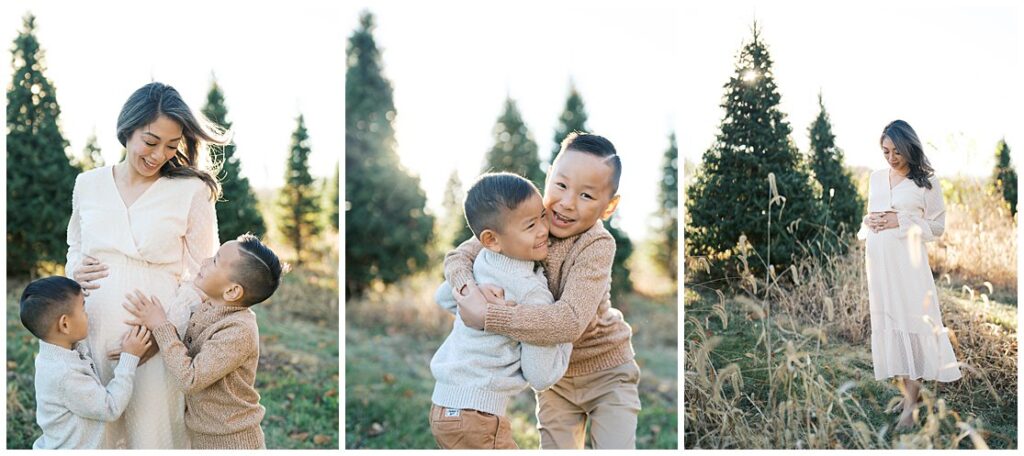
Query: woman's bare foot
895 401 916 430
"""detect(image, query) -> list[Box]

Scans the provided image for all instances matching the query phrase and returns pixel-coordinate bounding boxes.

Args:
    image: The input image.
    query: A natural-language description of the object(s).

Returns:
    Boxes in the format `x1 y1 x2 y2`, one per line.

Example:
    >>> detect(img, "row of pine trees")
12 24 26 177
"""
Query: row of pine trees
6 14 338 277
345 11 679 298
686 24 1017 277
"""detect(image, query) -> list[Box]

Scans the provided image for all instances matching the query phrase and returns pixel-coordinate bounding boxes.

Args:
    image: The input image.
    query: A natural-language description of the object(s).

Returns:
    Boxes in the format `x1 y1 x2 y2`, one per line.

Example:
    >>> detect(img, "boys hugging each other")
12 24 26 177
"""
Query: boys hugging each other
429 172 573 449
22 234 285 450
122 234 285 449
443 133 640 449
21 276 152 449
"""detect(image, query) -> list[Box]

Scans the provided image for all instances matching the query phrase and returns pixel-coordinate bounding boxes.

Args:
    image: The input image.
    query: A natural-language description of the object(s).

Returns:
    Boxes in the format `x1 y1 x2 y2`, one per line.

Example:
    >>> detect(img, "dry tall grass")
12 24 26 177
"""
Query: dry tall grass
684 174 1017 449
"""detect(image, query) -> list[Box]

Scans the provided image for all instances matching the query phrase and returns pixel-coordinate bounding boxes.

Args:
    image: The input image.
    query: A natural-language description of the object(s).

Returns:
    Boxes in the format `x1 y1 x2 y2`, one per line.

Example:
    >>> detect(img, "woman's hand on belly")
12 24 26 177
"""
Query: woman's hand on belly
73 255 108 296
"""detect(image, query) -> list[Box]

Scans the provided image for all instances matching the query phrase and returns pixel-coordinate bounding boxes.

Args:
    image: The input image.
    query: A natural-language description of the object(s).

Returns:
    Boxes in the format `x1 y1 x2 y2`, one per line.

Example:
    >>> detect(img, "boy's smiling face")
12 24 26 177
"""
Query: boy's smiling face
482 192 550 261
195 241 245 305
543 150 621 238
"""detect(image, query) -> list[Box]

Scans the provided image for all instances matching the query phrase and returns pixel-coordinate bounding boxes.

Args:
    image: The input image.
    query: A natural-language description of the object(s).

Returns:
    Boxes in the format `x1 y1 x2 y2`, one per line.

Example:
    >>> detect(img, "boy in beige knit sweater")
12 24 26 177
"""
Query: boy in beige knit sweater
122 234 285 449
445 132 640 449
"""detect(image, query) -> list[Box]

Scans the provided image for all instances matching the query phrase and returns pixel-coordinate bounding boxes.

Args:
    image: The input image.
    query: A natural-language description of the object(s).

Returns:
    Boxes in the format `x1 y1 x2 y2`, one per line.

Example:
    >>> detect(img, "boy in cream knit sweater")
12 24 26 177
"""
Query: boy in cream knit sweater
445 133 640 449
429 172 572 449
123 234 285 449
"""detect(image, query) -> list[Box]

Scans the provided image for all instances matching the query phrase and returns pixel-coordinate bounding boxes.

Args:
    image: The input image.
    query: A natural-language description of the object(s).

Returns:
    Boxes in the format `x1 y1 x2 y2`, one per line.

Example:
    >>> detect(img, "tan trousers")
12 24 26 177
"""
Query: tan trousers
429 404 518 449
537 360 642 449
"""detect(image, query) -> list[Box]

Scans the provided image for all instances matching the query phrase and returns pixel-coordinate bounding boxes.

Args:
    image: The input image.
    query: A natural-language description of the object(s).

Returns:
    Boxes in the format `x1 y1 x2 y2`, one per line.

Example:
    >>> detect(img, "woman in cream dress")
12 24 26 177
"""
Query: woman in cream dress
66 82 223 448
858 120 961 430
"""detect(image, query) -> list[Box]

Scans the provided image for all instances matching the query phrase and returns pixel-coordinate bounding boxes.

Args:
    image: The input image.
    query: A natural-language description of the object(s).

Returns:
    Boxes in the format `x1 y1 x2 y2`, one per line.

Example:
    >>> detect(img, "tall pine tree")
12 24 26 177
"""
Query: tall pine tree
76 131 104 171
993 138 1017 216
483 97 545 190
7 14 78 276
441 169 473 248
326 162 339 232
808 92 863 247
202 78 266 241
549 86 633 295
657 132 678 280
277 114 320 265
346 11 434 296
686 24 826 276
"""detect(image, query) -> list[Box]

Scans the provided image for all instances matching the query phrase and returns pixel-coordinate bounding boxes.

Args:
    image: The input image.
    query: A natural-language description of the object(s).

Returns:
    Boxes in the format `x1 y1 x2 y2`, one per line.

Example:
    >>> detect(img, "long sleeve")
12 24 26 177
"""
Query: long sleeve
62 353 139 422
896 179 946 242
65 175 83 280
484 235 615 346
183 186 220 280
151 320 255 394
435 281 458 315
517 286 571 391
443 237 485 293
856 214 870 241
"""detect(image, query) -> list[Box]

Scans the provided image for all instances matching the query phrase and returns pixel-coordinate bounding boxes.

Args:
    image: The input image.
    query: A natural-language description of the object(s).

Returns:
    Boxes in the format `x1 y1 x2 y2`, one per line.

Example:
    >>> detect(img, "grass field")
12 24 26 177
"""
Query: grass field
683 175 1018 449
6 243 340 449
345 243 678 449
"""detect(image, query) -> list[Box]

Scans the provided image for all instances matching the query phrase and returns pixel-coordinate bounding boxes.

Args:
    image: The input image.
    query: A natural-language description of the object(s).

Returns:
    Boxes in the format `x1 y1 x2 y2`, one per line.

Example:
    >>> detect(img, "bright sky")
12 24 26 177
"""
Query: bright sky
679 0 1022 179
343 0 682 241
1 1 343 189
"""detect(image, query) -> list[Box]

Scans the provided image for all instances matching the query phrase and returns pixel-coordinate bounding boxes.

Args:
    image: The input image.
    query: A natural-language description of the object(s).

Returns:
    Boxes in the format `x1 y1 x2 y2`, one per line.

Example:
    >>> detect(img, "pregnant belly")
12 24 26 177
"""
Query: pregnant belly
84 263 179 356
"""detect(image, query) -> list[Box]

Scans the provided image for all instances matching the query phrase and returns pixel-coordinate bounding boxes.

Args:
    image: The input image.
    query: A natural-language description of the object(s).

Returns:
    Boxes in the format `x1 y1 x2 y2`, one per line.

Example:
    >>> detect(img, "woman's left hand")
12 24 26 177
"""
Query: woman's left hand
868 211 900 232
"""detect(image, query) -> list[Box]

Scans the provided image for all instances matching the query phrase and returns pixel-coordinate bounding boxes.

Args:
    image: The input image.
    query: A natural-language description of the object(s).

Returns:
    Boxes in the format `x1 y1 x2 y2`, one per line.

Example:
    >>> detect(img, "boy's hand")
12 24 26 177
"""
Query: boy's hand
122 290 169 330
120 325 153 358
108 341 160 366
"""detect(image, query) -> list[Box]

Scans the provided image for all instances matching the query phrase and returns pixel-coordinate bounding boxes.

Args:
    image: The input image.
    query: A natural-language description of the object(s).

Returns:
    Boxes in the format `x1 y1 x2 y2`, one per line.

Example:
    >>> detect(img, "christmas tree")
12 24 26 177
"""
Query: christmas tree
807 92 863 248
201 78 266 241
993 138 1017 216
277 114 320 265
686 24 826 276
6 14 78 276
76 131 104 171
345 11 434 296
483 97 545 191
657 132 678 280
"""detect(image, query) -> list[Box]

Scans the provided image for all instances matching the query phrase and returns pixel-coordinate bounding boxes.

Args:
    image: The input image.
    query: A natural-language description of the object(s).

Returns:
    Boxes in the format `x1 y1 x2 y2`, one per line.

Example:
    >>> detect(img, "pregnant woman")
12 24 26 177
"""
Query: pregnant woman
857 120 961 430
65 82 224 448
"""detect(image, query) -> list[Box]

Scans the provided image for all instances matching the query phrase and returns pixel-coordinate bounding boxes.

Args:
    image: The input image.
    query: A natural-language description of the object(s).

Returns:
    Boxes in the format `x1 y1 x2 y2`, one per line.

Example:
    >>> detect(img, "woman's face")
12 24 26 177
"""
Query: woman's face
881 136 908 172
125 114 183 177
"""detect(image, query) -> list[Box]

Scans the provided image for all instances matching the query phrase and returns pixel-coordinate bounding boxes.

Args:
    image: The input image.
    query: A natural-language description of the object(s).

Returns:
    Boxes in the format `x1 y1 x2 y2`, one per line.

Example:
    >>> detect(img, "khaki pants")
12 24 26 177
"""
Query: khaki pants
429 404 518 449
537 360 642 449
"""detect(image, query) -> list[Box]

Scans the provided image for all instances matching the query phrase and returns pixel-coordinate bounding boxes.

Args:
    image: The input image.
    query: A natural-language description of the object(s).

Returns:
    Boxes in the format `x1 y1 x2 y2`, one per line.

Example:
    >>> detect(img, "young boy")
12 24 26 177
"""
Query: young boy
122 234 285 449
21 276 152 449
429 172 573 449
445 132 640 449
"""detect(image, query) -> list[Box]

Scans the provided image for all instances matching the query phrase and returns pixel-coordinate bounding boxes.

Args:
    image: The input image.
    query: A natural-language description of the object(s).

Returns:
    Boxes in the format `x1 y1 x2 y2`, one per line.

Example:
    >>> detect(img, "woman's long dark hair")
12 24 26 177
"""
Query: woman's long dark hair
880 120 934 189
116 82 226 199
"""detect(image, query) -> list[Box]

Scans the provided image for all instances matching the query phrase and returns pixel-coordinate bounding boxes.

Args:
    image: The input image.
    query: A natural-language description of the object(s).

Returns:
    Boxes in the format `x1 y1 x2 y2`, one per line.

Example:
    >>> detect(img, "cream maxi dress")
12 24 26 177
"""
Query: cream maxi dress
858 169 961 382
65 166 218 448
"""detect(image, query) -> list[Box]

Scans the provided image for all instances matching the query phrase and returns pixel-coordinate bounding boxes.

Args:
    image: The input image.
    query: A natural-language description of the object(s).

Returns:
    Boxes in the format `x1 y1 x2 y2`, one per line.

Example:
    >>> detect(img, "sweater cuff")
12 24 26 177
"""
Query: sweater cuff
483 302 514 333
449 269 476 295
152 321 182 348
116 353 140 372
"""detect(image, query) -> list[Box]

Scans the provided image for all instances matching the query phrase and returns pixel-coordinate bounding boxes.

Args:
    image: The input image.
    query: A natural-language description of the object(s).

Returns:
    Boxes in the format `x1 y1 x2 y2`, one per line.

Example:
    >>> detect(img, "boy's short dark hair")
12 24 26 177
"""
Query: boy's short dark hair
231 234 285 306
20 276 82 340
554 131 622 195
464 172 540 239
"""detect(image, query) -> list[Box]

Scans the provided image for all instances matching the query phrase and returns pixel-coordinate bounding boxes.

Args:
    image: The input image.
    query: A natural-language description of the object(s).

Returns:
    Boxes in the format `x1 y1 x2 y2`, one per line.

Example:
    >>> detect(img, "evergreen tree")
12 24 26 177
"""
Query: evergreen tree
201 78 266 241
993 138 1017 216
441 169 473 248
7 14 78 276
483 97 545 190
807 92 864 247
657 132 678 280
549 83 588 167
685 25 826 276
76 131 104 171
346 11 434 296
277 114 320 265
326 162 339 232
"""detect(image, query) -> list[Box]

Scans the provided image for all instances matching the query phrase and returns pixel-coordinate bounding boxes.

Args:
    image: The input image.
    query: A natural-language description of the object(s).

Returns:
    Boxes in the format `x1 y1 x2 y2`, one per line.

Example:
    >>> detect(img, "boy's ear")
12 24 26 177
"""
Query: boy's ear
223 283 245 305
480 229 501 253
56 314 71 335
600 194 621 220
